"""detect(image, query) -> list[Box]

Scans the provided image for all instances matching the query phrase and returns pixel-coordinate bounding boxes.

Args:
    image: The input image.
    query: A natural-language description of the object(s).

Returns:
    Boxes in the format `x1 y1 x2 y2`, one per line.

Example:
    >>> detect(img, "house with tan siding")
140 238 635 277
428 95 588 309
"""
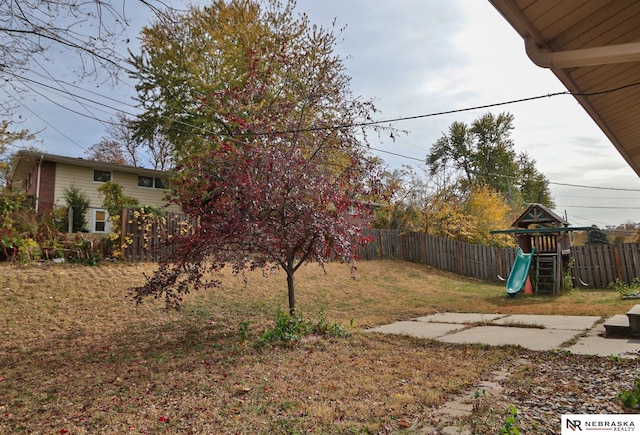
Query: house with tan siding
9 151 180 233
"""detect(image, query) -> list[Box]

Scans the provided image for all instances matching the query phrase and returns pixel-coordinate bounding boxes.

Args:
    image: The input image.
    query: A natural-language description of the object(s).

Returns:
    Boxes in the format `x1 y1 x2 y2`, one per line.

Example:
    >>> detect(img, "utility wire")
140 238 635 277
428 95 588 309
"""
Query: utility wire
6 71 138 120
1 88 86 151
556 205 640 210
367 146 640 193
216 80 640 137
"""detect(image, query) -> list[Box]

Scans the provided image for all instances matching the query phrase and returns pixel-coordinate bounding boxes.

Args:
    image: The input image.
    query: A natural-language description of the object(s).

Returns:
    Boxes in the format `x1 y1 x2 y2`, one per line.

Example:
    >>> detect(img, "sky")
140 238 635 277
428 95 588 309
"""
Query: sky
6 0 640 229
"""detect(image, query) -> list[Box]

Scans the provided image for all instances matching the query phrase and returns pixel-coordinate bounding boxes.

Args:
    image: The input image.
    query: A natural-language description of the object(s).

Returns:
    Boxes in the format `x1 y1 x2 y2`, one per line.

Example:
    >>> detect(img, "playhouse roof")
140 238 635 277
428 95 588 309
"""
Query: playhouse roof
511 203 569 229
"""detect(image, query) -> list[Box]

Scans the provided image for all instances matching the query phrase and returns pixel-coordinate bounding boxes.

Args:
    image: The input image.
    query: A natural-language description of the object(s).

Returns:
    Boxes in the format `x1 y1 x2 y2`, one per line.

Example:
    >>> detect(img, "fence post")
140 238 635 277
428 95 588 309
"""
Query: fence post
613 244 623 282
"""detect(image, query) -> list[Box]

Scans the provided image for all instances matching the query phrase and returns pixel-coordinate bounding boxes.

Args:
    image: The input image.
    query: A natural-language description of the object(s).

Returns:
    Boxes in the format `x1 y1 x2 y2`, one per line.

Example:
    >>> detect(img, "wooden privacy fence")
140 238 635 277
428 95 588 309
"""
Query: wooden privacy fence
120 209 196 262
359 229 517 283
121 212 640 289
572 243 640 288
359 229 640 288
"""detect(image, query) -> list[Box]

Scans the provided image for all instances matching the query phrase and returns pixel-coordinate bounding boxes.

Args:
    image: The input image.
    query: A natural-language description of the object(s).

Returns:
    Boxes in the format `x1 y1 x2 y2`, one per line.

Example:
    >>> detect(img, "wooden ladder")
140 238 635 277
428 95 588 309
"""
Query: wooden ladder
536 255 556 295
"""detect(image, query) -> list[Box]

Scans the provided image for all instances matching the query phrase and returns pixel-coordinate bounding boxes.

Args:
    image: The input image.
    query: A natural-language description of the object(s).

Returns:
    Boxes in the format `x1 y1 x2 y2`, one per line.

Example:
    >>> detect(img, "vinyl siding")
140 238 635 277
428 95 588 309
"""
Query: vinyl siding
53 163 180 233
53 163 179 210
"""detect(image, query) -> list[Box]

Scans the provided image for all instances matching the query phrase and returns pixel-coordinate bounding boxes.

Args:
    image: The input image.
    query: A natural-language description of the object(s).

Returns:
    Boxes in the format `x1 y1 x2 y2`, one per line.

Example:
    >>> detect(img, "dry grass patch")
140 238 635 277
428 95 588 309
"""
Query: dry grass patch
0 260 634 433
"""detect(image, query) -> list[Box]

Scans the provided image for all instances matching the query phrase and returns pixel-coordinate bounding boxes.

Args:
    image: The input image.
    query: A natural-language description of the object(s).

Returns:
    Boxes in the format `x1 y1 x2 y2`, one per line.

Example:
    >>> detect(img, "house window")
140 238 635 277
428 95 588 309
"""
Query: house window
138 175 153 188
94 210 107 232
93 169 111 183
154 178 166 189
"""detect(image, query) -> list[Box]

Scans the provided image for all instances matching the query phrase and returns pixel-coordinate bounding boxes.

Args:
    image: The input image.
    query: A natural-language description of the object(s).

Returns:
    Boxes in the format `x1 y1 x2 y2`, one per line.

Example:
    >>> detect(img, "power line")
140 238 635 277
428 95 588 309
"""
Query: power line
370 146 423 163
554 194 640 200
549 181 640 192
367 145 640 193
6 71 138 120
219 80 640 137
555 205 640 210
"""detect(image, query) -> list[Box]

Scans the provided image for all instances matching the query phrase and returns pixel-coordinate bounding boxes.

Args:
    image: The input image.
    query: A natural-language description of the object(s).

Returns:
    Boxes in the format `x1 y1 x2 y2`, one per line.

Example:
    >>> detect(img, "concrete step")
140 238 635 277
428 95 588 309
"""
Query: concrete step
627 304 640 332
604 305 640 337
604 314 632 338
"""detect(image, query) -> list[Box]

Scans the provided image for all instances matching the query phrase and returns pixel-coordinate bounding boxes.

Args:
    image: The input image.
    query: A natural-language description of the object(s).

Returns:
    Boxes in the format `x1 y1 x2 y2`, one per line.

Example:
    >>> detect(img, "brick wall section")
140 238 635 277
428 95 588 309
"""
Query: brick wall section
38 161 56 213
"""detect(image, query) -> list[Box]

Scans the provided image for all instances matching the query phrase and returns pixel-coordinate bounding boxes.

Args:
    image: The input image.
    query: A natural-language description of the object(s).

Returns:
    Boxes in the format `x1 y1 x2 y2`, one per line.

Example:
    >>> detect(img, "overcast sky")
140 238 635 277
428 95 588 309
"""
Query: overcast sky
7 0 640 229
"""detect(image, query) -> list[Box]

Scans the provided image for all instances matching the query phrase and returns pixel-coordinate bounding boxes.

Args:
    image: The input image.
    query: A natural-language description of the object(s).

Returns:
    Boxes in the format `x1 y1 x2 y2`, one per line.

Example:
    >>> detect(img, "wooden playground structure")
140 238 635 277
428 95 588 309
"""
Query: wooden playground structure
491 204 592 295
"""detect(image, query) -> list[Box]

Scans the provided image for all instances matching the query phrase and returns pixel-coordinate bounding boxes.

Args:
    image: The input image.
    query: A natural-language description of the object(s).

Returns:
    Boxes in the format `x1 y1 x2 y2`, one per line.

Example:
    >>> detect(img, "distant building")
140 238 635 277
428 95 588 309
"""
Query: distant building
9 151 179 233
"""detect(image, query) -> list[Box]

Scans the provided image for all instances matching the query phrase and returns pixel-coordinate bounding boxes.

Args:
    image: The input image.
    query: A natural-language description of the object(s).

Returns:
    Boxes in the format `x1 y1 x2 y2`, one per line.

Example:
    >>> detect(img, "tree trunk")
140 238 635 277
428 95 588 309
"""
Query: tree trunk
286 268 296 315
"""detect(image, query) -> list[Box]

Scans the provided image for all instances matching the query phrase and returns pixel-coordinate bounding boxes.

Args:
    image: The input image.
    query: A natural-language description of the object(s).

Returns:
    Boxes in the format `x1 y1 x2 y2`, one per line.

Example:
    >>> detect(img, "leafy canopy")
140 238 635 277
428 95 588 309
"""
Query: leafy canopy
427 112 554 210
131 0 377 161
130 0 388 313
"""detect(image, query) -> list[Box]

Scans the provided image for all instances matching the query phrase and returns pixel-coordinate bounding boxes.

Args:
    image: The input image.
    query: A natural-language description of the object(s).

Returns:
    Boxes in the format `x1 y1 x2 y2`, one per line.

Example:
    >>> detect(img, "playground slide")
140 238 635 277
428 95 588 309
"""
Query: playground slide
506 247 536 296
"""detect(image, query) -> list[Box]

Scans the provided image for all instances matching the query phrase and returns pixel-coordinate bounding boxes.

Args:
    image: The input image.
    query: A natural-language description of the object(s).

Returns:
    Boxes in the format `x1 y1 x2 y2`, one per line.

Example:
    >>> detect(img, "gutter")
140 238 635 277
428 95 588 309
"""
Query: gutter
525 37 640 69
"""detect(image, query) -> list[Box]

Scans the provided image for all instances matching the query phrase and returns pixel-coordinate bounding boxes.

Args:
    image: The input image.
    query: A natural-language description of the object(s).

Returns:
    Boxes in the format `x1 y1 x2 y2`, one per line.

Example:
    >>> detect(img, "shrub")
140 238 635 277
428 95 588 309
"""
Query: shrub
608 277 640 298
98 181 139 233
259 310 346 346
617 379 640 409
62 185 90 232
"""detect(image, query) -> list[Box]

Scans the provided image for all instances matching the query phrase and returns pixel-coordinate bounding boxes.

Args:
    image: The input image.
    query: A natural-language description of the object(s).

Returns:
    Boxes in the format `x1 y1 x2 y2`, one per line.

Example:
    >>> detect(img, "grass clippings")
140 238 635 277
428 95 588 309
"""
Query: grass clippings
0 260 633 433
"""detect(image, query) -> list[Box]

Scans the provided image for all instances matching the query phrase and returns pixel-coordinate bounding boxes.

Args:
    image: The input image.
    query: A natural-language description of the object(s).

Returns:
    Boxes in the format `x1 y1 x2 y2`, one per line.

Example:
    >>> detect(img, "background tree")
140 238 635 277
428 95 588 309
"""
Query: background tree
130 0 388 314
86 112 173 169
420 183 472 241
146 131 174 171
370 166 422 231
86 140 130 166
586 226 610 245
469 113 520 200
87 113 141 166
426 112 554 209
517 152 555 206
463 184 514 247
1 122 34 186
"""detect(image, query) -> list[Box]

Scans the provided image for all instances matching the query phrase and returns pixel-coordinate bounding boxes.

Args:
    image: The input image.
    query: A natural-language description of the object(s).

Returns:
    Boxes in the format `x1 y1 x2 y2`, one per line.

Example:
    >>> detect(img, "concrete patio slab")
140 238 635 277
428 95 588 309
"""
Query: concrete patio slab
413 313 507 324
368 320 465 339
567 334 640 358
491 314 601 331
436 325 579 351
371 313 640 358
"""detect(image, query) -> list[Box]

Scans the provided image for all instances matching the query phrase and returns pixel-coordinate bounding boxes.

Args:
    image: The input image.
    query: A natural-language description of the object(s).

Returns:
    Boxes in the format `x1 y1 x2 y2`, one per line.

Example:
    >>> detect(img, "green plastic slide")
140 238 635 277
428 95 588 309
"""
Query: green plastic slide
506 247 535 296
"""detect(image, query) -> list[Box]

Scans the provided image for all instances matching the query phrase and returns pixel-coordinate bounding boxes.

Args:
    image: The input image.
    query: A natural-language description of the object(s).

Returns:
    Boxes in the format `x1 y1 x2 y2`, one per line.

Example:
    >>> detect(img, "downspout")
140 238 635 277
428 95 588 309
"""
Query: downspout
35 155 43 213
525 37 640 69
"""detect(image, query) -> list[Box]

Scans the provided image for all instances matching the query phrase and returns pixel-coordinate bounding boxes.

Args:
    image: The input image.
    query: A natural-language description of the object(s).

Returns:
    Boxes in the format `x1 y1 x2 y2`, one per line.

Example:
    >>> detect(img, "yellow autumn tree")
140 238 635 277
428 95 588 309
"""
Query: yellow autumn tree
421 184 474 241
463 184 515 247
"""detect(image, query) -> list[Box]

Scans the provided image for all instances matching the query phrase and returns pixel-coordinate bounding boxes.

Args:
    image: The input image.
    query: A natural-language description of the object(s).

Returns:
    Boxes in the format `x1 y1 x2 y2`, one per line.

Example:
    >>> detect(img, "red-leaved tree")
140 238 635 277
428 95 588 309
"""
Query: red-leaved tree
133 137 372 314
130 4 390 313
